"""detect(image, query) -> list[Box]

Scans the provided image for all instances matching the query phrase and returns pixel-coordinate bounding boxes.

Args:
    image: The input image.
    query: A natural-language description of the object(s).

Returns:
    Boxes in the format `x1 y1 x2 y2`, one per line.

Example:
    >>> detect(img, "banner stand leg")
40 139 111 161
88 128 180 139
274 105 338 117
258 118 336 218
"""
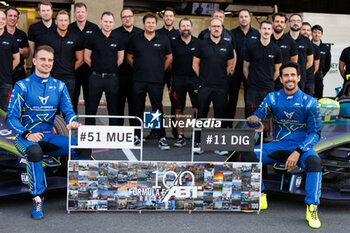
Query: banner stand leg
189 210 192 214
139 210 142 214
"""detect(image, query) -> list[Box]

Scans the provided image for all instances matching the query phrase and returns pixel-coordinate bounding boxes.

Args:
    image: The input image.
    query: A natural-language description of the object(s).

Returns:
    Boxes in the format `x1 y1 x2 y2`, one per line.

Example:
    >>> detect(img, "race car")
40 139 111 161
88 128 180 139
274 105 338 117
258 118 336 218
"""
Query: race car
0 108 68 197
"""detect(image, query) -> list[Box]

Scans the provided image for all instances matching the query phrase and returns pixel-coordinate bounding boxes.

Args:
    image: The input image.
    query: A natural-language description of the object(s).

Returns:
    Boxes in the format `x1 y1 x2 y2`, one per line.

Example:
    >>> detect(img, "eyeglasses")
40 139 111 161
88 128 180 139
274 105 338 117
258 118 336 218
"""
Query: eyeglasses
290 19 302 23
121 15 133 19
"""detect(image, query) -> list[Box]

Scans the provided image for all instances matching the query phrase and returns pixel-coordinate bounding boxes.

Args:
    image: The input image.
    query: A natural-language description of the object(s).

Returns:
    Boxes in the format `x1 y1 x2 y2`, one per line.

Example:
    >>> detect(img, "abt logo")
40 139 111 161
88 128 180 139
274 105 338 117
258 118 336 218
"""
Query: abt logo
162 186 201 202
143 110 161 129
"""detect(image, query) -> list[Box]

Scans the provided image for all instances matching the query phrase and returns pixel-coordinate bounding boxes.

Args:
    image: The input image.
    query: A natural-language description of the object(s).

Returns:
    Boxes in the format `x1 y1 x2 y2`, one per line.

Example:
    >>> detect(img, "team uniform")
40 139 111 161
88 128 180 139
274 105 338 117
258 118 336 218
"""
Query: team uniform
113 25 142 125
6 73 87 197
69 21 99 113
245 40 282 116
44 29 83 98
85 30 124 126
305 43 320 96
287 33 313 91
271 34 298 90
5 27 29 84
314 41 331 99
230 26 260 118
170 36 200 110
339 47 350 87
249 88 322 206
127 32 172 143
0 31 19 111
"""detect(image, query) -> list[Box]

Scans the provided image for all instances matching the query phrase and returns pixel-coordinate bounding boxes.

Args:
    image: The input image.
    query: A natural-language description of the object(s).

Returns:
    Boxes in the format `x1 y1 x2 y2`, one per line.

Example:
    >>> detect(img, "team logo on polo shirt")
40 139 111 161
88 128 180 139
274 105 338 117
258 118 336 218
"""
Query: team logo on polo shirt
66 41 74 45
251 36 258 39
2 41 10 45
191 47 196 51
17 39 22 43
280 45 287 49
223 37 231 41
86 30 93 34
268 55 275 58
298 45 305 49
320 51 326 54
143 110 161 129
110 44 117 48
153 43 161 47
219 48 227 52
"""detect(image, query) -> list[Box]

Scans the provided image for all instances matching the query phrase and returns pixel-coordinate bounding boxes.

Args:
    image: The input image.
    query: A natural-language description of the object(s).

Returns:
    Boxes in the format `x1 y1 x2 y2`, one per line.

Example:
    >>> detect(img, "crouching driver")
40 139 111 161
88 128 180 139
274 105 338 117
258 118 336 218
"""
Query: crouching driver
247 61 322 229
7 45 90 220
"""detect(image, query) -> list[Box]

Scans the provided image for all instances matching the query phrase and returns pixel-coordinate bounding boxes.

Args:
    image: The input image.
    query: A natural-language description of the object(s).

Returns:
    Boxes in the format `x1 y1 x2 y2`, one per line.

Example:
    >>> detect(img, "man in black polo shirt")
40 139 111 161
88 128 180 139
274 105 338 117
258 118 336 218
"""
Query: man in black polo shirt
0 11 19 111
243 20 282 116
271 12 298 91
301 22 320 96
113 8 142 126
5 7 29 85
156 7 180 140
193 18 234 155
287 14 313 91
170 17 200 148
84 12 124 126
28 1 56 56
338 46 350 93
312 25 331 99
69 2 99 114
45 10 83 99
230 9 259 119
127 13 172 150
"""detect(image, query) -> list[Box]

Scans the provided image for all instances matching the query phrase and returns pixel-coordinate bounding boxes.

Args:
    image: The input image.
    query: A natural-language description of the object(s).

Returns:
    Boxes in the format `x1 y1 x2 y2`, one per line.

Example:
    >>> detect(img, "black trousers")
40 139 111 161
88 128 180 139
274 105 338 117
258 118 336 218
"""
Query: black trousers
314 75 323 99
246 88 272 117
0 83 12 111
73 63 91 114
132 81 166 139
195 86 228 143
85 73 119 125
227 69 248 121
116 73 134 125
12 66 26 85
51 73 75 100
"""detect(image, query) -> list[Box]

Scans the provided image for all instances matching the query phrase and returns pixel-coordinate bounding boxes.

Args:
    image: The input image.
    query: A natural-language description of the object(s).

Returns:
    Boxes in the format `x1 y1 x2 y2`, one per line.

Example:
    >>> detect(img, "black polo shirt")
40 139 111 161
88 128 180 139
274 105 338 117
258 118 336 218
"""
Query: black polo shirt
271 33 298 65
0 31 19 84
127 32 172 83
6 27 29 68
28 20 56 48
194 37 234 87
171 36 200 77
245 40 282 91
231 26 259 69
113 26 142 76
198 27 236 49
86 30 124 74
287 32 313 78
69 20 99 48
44 29 83 77
156 26 179 41
306 42 320 76
315 41 331 78
340 46 350 79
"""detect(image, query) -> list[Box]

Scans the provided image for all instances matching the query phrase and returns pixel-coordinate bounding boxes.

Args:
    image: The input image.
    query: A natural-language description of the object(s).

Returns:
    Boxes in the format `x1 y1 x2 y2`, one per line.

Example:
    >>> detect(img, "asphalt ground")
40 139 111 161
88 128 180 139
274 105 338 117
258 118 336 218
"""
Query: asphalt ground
1 106 350 232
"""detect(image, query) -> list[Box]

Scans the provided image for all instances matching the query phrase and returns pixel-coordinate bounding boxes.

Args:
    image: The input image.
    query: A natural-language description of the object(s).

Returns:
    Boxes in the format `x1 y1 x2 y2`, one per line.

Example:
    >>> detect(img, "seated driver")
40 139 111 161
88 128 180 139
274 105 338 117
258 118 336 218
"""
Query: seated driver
247 61 322 229
7 45 90 220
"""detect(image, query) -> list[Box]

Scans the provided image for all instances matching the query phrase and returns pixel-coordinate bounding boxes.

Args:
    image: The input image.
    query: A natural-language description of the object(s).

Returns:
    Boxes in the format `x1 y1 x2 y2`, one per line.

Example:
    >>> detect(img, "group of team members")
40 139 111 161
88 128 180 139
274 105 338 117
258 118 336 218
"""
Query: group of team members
0 1 348 225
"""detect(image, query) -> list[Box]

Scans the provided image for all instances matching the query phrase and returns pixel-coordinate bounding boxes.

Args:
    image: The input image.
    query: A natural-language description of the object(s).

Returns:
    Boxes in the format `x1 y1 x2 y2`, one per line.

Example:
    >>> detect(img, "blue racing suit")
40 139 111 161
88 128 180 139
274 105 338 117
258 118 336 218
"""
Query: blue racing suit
7 73 79 196
249 88 322 205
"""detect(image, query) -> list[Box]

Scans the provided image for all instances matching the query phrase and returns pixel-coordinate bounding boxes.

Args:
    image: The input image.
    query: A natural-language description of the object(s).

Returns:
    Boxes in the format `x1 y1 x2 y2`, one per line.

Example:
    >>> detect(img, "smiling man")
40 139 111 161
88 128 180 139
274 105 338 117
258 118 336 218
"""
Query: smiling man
247 61 322 229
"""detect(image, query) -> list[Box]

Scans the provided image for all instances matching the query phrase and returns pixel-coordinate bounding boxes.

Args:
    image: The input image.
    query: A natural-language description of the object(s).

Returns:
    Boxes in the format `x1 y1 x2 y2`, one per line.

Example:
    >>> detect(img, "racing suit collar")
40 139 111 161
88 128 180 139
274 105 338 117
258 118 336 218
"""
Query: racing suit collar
281 88 302 100
32 72 51 83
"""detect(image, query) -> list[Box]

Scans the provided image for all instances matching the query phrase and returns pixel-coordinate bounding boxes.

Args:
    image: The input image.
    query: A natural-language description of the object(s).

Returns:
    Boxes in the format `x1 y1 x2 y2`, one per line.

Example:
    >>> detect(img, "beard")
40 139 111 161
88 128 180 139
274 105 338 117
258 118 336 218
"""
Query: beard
273 27 283 33
290 26 300 32
181 31 191 38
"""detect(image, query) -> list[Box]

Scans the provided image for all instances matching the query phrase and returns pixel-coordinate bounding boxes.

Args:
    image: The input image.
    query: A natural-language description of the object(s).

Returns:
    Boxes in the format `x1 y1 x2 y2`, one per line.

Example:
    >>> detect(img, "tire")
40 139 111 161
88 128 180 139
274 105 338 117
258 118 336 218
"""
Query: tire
53 115 69 136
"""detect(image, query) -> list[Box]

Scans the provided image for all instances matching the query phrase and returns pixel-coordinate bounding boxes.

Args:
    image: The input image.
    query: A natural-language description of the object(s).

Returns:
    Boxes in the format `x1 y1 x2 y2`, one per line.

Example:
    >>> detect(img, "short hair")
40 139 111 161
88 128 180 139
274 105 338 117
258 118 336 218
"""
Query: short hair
56 10 69 18
280 61 300 76
143 13 157 23
212 9 225 17
238 9 250 16
179 17 192 27
272 12 288 22
74 2 87 11
164 7 175 16
101 11 114 19
312 24 323 33
289 13 302 22
302 22 311 28
120 8 133 17
210 18 222 26
34 45 54 58
260 20 272 28
38 0 52 11
4 6 20 16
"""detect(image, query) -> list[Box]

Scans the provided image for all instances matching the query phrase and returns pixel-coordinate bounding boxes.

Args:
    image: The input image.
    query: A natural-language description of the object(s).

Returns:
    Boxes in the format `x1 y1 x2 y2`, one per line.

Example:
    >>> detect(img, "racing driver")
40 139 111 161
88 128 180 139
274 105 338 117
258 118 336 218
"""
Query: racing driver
247 61 322 228
7 45 90 220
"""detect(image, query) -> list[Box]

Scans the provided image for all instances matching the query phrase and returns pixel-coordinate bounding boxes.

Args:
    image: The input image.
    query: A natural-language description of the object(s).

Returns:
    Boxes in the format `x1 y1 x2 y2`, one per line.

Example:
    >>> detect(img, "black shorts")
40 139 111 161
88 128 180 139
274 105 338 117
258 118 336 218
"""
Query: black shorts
172 75 199 109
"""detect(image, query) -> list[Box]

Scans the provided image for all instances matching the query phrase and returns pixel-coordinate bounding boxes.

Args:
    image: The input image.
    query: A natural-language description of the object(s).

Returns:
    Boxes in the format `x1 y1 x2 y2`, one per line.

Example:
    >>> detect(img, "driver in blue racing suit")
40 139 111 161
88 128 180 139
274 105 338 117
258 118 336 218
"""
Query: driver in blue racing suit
247 61 322 229
7 45 90 220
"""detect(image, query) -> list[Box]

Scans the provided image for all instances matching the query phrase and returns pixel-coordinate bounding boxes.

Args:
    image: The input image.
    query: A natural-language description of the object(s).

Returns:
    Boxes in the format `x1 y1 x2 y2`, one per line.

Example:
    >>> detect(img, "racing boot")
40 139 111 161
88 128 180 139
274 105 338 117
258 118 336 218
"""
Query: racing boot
306 204 321 228
32 195 44 220
260 193 268 210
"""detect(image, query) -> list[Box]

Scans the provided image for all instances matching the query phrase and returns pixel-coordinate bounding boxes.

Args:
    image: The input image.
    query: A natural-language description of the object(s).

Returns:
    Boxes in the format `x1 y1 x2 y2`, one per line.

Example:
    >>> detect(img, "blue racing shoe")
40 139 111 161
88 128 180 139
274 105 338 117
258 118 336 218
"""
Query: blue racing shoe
32 195 44 220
